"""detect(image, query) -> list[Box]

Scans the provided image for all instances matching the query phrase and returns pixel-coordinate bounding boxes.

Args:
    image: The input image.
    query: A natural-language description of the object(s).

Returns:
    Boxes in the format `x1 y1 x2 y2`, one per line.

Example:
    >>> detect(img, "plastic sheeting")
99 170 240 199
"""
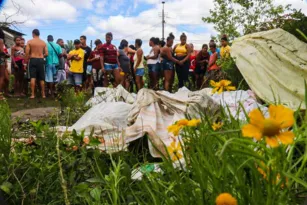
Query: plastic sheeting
231 29 307 109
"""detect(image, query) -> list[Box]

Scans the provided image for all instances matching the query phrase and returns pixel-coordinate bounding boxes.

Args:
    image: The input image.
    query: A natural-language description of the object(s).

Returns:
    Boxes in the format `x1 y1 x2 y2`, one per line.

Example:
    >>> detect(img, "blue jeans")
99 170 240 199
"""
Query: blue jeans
104 63 118 71
68 72 83 86
135 68 145 76
148 63 160 73
45 64 57 83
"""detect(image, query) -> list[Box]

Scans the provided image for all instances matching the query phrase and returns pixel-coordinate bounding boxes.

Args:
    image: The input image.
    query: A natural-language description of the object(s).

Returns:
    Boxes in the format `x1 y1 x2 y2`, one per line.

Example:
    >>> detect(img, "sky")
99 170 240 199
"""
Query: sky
0 0 307 53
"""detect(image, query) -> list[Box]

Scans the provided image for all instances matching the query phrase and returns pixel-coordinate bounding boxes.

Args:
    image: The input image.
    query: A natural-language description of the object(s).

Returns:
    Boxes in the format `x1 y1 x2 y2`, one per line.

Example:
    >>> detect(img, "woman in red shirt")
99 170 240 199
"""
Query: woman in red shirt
189 43 197 89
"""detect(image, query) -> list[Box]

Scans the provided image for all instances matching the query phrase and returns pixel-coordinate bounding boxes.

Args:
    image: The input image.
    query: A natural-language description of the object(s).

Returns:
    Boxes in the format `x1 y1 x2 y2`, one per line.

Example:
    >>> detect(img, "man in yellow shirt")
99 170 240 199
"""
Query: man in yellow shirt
67 39 84 91
220 35 231 60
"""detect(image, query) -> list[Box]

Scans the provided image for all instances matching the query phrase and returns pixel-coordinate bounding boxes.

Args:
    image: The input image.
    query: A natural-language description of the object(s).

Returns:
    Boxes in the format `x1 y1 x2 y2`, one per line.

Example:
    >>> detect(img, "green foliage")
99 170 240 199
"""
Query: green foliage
2 82 307 204
282 10 307 43
65 40 74 53
203 0 292 40
218 57 249 90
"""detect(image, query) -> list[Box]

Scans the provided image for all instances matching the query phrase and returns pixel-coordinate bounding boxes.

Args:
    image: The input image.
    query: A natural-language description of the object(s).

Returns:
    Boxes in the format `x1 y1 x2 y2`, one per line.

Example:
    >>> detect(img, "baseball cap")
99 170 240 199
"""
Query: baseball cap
74 39 81 44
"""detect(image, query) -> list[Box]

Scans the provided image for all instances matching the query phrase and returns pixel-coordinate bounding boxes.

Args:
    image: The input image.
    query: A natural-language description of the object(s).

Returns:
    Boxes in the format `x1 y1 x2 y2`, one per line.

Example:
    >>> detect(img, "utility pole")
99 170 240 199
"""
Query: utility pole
162 1 165 41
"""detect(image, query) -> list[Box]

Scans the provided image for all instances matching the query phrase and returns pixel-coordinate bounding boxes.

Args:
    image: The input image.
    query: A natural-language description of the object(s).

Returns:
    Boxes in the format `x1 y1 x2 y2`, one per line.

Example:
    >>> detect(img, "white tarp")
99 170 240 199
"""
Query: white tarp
58 86 266 156
231 29 307 110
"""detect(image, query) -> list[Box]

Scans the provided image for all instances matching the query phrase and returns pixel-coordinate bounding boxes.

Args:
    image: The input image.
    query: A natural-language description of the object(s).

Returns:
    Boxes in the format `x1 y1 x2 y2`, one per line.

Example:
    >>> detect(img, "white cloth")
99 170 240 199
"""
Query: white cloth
231 29 307 110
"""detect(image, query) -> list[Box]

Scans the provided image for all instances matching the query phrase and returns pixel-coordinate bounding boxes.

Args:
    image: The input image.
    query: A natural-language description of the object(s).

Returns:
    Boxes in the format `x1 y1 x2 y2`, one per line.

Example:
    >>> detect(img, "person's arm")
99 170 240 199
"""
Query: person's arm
24 43 31 64
208 53 217 67
44 43 48 57
11 46 17 68
87 52 94 62
166 48 179 64
134 49 143 70
74 51 83 61
128 47 136 54
147 46 160 60
98 47 105 72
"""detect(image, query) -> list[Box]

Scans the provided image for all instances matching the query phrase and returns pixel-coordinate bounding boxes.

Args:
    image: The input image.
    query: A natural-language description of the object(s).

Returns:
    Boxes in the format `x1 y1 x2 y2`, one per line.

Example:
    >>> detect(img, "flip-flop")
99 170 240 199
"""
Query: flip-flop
29 96 35 99
42 96 46 99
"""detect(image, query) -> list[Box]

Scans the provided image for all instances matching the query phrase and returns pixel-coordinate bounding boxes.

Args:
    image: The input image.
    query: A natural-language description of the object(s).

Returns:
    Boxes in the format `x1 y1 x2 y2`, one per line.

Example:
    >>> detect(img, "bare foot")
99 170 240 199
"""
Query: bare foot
30 96 35 99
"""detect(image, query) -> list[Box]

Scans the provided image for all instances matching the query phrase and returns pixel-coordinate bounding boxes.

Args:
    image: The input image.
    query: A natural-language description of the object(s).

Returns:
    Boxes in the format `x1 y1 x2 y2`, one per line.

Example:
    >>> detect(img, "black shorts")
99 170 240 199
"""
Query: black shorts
195 66 206 75
28 58 45 81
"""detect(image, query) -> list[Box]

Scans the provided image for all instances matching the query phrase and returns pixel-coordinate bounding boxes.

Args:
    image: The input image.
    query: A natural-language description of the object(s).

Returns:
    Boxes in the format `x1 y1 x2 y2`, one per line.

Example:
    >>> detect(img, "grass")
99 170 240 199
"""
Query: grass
1 88 307 205
7 97 61 113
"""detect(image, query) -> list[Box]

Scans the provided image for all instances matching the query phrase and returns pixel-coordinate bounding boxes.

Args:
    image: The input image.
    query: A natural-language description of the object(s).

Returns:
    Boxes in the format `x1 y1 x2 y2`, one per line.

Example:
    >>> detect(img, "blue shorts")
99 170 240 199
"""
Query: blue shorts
68 72 83 86
162 59 174 71
86 65 92 75
148 63 160 73
135 68 145 76
104 63 118 71
45 64 57 83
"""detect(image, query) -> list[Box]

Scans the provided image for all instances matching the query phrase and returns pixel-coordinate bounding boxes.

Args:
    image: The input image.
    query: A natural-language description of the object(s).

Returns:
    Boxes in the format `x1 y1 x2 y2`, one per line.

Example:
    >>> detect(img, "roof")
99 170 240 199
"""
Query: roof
1 27 25 36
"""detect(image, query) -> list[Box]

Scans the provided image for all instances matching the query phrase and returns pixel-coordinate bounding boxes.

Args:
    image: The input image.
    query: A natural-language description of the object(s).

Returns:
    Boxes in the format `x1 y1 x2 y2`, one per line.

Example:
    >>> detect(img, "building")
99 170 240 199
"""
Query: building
2 27 24 48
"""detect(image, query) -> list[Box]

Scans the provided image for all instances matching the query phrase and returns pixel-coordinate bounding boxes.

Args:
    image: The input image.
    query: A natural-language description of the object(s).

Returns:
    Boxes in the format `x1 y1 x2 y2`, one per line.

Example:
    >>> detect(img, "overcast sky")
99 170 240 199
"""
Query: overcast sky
0 0 306 52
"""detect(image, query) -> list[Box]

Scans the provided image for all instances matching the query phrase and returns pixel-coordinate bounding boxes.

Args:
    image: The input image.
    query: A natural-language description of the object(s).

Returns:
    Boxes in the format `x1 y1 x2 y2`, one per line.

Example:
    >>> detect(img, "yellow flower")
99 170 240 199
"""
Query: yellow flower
212 122 223 131
83 136 90 145
216 193 237 205
187 119 201 127
167 125 183 136
211 80 236 94
177 119 189 126
242 105 295 148
167 141 183 161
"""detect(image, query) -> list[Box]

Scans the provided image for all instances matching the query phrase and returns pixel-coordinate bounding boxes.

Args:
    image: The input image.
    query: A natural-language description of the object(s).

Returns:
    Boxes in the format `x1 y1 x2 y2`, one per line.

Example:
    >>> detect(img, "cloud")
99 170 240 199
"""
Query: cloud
82 26 99 36
0 0 80 27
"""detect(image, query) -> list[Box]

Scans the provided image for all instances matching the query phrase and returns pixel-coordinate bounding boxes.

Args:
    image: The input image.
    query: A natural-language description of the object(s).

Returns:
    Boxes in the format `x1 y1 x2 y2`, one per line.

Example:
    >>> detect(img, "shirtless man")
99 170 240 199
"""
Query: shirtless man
25 29 48 99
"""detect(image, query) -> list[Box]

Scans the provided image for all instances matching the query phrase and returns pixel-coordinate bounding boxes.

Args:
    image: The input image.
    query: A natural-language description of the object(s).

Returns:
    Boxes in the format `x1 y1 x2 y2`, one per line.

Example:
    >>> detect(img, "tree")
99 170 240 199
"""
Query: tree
203 0 292 41
0 0 31 29
65 40 74 53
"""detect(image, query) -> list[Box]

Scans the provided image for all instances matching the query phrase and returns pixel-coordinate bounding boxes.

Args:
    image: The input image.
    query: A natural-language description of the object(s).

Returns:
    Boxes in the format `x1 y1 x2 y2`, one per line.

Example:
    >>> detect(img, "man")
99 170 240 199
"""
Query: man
25 29 48 99
46 35 62 97
98 32 121 87
80 35 92 89
87 39 102 88
67 39 84 92
56 38 68 83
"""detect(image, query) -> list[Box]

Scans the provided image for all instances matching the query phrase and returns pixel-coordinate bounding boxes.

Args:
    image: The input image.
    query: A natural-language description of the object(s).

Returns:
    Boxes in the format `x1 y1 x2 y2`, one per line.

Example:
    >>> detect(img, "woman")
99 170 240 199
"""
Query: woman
134 39 145 90
11 36 26 97
118 39 133 91
189 43 197 89
0 29 10 100
220 35 231 60
146 37 160 90
204 42 224 86
160 33 180 92
195 44 210 89
173 33 191 88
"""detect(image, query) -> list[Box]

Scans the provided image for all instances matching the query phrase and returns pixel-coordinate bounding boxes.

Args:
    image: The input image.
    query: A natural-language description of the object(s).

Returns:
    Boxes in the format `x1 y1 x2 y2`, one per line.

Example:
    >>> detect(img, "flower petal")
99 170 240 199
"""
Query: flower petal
222 80 232 86
242 124 263 140
226 86 236 91
212 87 219 94
218 86 224 94
265 137 279 148
249 109 265 129
177 119 189 126
269 105 294 128
210 80 217 87
277 131 295 145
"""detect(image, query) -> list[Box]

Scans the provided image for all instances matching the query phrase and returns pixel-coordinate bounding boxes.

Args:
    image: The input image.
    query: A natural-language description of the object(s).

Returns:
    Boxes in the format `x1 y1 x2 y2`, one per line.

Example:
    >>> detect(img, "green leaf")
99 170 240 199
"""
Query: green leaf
86 177 104 183
90 187 102 202
0 181 13 194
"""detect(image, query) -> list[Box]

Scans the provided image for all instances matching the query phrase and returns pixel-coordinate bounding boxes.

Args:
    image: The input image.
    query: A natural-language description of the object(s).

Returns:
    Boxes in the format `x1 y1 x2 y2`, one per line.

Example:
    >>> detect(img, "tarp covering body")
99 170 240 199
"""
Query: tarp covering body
231 29 307 109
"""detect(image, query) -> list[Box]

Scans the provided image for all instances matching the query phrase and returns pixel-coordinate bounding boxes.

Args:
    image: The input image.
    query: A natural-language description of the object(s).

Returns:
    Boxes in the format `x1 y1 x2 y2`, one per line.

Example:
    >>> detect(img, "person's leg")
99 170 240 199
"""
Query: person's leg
74 73 83 93
176 63 184 88
30 78 36 98
113 67 121 88
13 65 20 96
182 61 190 88
0 66 5 95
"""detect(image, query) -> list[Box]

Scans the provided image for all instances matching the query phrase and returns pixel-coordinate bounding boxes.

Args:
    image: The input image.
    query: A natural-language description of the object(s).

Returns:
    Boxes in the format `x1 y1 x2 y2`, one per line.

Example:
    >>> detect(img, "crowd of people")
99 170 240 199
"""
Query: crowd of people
0 28 231 100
